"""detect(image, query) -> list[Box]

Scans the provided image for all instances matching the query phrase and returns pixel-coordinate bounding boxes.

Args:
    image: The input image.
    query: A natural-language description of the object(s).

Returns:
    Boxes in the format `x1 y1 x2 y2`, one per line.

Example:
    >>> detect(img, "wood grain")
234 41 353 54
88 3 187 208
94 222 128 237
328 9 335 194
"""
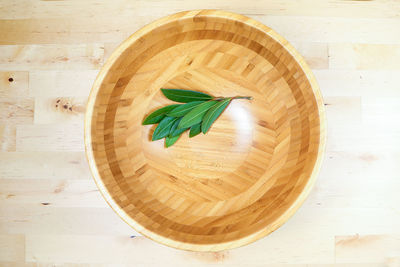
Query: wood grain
0 71 29 97
0 204 137 236
1 0 399 265
254 16 400 44
0 44 104 70
0 124 16 152
0 152 91 179
85 10 326 251
29 70 97 97
0 98 34 124
2 0 399 20
329 43 400 70
336 235 400 263
16 123 84 151
0 234 25 262
34 97 86 124
291 42 329 69
24 234 333 265
314 70 400 97
0 179 104 207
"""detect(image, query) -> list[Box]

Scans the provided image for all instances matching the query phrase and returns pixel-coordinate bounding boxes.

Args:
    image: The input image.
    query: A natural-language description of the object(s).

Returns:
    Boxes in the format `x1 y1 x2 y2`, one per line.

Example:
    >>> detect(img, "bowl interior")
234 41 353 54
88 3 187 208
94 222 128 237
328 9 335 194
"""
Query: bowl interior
86 10 324 251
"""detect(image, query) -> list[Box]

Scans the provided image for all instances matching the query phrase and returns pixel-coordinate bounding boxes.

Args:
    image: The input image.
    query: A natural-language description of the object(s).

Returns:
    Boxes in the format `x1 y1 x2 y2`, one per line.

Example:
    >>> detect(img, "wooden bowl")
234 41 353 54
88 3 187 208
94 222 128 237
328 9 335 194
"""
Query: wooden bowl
85 10 326 251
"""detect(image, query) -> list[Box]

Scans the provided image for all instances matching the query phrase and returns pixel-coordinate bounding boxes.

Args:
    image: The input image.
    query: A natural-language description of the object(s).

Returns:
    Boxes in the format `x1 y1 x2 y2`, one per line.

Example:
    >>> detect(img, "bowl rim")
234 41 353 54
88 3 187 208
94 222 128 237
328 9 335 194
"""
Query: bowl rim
84 9 327 252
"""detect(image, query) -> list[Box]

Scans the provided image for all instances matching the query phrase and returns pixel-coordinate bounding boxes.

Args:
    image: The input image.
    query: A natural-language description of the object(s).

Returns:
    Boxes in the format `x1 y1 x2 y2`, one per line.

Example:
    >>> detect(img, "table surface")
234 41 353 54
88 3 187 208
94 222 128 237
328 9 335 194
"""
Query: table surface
1 1 400 266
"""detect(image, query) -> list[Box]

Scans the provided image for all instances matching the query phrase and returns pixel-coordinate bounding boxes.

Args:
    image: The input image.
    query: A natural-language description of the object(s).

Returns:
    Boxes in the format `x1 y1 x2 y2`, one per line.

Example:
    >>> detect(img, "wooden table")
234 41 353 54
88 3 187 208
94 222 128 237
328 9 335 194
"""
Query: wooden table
1 1 399 266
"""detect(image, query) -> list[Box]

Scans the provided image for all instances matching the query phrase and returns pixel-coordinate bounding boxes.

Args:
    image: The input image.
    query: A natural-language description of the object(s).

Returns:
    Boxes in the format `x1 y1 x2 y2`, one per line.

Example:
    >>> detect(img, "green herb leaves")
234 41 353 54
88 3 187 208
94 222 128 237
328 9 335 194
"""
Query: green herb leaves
152 116 177 141
178 100 218 129
169 118 187 137
161 89 212 103
167 101 205 117
165 135 180 147
142 104 180 125
189 123 201 138
143 89 252 147
202 98 232 134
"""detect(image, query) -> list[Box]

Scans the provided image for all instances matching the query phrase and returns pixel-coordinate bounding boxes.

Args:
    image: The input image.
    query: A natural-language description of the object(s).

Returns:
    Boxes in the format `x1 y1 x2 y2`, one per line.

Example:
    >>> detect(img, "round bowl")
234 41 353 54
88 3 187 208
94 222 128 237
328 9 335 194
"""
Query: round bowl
85 10 326 251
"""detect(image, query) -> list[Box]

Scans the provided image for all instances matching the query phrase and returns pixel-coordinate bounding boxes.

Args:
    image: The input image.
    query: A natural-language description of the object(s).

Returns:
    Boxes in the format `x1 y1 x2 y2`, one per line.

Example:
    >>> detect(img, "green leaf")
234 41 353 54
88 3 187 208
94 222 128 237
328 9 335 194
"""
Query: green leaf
161 89 213 103
142 104 180 125
171 127 188 137
168 118 187 137
202 98 232 134
167 101 205 117
189 123 201 138
170 119 188 137
169 118 181 137
165 135 180 147
152 116 177 141
178 100 218 129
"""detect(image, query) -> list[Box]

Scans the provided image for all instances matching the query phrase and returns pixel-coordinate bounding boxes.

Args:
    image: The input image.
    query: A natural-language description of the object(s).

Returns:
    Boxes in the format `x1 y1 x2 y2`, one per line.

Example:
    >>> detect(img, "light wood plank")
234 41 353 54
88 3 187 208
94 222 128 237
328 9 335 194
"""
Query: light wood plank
0 179 105 208
315 70 400 97
326 97 400 152
103 43 120 62
2 15 400 45
29 0 146 20
1 264 43 267
7 264 386 267
0 234 25 262
324 97 361 126
29 70 97 97
0 98 34 124
0 124 16 152
335 235 400 264
305 264 385 267
309 265 384 267
362 97 400 128
1 0 398 20
0 19 132 45
131 0 400 19
291 150 400 235
327 123 400 152
328 97 400 152
329 44 400 70
285 205 400 239
0 71 29 97
25 234 333 264
0 152 91 179
0 44 104 70
0 263 151 267
15 264 392 267
0 204 136 236
385 258 400 267
256 16 400 44
308 151 400 210
0 264 356 267
34 97 86 124
0 264 127 267
291 42 328 69
16 123 84 151
0 0 32 19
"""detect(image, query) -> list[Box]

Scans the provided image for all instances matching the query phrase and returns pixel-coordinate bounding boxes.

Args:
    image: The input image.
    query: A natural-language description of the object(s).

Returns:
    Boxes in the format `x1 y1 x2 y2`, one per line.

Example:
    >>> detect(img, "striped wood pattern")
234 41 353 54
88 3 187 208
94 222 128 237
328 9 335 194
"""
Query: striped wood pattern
85 10 326 251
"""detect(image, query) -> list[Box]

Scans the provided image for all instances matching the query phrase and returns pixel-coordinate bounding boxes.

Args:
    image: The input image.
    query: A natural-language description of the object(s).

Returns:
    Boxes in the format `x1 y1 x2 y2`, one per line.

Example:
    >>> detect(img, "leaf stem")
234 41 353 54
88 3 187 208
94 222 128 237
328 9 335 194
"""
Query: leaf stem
234 96 253 100
213 96 253 101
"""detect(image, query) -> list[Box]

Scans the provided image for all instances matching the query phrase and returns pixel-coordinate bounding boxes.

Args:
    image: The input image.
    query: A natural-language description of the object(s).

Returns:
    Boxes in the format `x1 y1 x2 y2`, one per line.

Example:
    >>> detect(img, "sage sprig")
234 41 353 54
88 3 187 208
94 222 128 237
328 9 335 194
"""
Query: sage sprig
143 89 252 147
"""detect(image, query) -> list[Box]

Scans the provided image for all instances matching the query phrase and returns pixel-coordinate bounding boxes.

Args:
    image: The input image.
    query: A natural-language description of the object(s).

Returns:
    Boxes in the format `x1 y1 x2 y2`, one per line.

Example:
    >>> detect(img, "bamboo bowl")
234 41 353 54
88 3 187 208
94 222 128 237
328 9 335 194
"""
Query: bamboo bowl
85 10 326 251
